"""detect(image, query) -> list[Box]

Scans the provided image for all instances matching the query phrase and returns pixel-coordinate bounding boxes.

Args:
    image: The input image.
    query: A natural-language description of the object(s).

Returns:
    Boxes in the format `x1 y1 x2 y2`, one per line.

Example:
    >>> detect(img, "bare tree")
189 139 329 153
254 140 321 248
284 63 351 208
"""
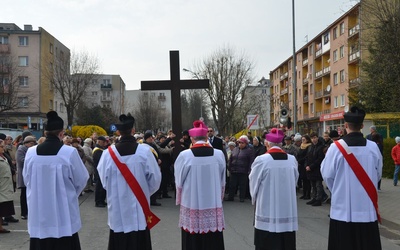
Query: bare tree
44 50 100 126
0 52 26 112
189 46 256 135
133 92 171 132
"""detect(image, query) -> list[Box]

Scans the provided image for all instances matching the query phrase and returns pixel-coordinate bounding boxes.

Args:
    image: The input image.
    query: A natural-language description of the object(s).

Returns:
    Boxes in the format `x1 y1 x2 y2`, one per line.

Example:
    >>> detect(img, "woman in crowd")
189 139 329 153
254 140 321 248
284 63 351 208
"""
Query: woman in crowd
297 135 312 200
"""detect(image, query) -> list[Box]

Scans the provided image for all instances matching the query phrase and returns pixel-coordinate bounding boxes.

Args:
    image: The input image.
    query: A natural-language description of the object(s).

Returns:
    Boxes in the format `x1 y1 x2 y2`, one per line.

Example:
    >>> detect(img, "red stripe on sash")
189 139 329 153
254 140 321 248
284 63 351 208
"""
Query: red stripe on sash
108 146 160 229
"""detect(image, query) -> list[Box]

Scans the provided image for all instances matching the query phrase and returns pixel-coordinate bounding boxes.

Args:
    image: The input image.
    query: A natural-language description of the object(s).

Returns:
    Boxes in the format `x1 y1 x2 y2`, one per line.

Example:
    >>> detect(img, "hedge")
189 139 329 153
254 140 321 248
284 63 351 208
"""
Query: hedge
73 125 107 139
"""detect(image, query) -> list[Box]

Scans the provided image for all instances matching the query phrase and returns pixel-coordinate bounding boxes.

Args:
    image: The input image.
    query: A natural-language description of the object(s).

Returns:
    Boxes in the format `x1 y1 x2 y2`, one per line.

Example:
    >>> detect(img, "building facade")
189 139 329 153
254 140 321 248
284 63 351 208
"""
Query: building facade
0 23 70 133
269 4 362 136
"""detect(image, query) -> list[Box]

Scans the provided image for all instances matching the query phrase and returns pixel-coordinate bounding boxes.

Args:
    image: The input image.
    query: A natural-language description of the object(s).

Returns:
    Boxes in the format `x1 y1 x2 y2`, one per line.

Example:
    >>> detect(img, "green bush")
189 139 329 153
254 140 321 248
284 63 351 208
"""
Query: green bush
75 125 107 139
383 138 397 178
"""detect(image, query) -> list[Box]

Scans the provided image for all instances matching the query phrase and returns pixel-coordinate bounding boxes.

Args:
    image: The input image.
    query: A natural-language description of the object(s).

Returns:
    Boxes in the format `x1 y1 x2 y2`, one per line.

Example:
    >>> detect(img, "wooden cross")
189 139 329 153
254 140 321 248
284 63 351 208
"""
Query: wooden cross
141 51 209 154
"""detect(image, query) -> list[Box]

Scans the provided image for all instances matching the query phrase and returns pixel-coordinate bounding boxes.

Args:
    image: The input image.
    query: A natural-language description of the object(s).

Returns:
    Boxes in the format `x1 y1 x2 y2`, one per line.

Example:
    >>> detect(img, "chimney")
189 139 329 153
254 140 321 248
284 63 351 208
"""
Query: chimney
24 25 33 31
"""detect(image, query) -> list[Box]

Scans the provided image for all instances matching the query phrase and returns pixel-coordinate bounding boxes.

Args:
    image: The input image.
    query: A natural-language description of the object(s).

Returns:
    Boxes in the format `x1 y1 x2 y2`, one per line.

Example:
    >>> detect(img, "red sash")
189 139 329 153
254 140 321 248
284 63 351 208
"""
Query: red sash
334 140 381 223
108 146 160 229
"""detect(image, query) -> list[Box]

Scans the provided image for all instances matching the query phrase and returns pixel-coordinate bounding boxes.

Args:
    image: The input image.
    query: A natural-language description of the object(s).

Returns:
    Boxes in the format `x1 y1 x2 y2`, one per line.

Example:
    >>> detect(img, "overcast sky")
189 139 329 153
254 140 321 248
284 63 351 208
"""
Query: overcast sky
4 0 357 90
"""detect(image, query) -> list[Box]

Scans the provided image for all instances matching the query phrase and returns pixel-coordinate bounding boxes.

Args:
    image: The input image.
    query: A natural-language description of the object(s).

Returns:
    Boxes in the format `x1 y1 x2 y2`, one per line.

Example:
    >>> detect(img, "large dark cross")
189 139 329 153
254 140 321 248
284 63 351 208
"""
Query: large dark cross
141 50 209 155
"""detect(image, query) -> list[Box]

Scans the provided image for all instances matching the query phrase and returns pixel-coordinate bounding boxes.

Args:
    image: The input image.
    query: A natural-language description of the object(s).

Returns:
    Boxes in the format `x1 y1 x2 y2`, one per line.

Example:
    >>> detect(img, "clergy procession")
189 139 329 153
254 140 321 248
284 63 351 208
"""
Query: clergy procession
0 106 395 250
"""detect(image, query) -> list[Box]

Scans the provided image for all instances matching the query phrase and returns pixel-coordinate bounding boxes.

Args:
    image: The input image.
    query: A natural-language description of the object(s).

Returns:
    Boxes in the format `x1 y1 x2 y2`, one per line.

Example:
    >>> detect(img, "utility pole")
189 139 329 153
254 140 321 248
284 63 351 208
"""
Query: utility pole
292 0 297 134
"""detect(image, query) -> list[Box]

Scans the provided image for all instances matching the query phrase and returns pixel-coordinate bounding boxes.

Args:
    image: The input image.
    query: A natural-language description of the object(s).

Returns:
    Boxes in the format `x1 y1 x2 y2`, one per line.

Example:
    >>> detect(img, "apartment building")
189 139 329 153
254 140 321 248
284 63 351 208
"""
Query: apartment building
269 4 367 135
83 74 126 117
0 23 70 132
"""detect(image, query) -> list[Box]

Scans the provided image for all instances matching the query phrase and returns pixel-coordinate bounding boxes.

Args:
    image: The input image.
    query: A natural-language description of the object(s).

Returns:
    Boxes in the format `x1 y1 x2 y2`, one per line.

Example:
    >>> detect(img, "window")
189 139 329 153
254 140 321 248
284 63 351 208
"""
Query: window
55 101 58 111
309 45 313 56
333 50 338 62
310 103 314 113
340 70 345 82
19 76 29 86
19 36 29 46
333 73 338 85
49 100 53 110
1 77 9 85
103 79 111 85
18 56 28 66
340 46 344 58
92 91 97 96
18 97 28 107
60 103 64 113
0 36 8 44
334 96 338 108
341 94 345 106
310 84 314 94
49 43 53 54
333 27 338 40
323 32 329 45
340 22 345 35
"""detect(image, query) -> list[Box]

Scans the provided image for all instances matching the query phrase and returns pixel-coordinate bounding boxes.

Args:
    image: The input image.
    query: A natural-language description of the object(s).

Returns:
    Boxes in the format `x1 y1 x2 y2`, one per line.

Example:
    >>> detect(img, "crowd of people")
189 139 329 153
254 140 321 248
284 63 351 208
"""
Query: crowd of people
0 106 393 250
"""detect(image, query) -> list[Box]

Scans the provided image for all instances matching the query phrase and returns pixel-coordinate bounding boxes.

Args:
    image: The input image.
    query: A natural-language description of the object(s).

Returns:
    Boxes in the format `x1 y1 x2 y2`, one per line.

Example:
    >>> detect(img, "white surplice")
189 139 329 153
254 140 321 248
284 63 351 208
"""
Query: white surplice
321 139 382 222
23 145 89 239
97 144 161 233
249 147 299 233
174 141 226 233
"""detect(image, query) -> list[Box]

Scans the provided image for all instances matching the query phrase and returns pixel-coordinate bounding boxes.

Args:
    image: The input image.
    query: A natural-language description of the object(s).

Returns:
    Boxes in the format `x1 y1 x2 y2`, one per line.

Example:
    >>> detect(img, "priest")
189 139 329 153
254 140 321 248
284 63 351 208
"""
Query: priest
249 128 299 250
174 120 226 250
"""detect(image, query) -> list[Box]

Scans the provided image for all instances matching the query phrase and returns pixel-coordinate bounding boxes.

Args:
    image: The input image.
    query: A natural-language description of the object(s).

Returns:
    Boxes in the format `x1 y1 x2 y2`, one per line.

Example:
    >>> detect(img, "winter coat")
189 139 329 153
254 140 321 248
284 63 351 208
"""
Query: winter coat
228 146 255 174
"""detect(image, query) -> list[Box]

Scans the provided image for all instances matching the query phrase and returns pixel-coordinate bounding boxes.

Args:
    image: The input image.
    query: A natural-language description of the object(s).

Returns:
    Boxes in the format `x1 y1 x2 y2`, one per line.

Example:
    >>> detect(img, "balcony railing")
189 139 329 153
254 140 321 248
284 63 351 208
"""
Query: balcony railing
280 88 288 95
315 49 322 58
315 90 323 98
315 70 323 79
323 66 331 75
349 51 360 62
303 96 309 103
280 72 288 80
303 113 309 119
349 77 360 87
349 24 360 37
302 58 308 66
101 96 112 102
100 84 112 90
303 78 309 85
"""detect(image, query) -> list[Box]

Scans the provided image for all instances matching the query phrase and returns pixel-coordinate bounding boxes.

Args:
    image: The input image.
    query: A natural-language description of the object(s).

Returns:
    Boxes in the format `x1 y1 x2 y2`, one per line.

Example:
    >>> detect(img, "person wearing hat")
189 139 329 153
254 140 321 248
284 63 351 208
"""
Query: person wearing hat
23 111 89 249
226 135 255 202
321 106 383 250
283 135 298 157
179 130 191 150
93 135 108 207
97 114 161 250
252 136 266 156
249 128 299 250
174 120 226 250
15 136 36 221
391 136 400 186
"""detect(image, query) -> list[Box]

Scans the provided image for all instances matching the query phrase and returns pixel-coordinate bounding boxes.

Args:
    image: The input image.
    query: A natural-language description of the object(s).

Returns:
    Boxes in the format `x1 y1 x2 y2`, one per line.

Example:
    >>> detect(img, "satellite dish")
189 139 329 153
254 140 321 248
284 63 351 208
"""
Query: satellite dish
344 105 349 112
326 85 331 92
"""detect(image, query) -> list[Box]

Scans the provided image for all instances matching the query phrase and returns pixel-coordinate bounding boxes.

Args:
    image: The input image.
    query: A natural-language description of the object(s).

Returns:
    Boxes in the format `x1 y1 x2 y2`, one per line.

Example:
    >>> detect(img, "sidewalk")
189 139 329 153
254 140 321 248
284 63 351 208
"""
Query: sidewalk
378 177 400 225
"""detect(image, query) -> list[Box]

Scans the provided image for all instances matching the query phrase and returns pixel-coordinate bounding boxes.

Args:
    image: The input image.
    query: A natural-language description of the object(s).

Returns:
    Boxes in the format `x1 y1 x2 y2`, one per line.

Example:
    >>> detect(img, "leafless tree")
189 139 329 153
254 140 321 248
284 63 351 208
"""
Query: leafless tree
0 52 27 112
189 46 256 135
132 92 171 132
44 50 101 126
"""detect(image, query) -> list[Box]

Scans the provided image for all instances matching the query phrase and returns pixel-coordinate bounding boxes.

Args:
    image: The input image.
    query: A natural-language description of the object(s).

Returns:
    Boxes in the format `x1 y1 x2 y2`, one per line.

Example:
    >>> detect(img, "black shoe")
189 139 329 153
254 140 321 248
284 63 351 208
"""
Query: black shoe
306 198 316 205
224 197 234 201
299 195 305 199
312 200 322 206
1 221 8 226
95 203 106 208
162 194 172 198
303 196 311 200
322 194 329 203
4 217 19 223
150 202 161 206
21 216 28 220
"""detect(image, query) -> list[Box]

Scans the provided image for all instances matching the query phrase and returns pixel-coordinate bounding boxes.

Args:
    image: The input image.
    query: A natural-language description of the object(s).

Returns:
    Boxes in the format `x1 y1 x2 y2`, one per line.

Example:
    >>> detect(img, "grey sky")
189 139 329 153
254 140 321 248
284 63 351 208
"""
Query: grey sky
4 0 357 90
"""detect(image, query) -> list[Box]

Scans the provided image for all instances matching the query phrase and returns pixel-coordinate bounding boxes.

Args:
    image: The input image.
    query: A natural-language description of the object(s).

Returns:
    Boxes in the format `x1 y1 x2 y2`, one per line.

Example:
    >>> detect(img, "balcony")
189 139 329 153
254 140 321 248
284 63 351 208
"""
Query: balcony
349 77 360 87
100 83 112 90
0 44 10 53
315 49 322 58
280 72 288 80
323 89 331 96
303 113 309 119
280 87 288 95
315 70 323 79
322 66 331 75
101 96 112 102
348 51 360 64
303 78 309 85
315 90 323 99
348 24 360 38
302 58 308 66
303 95 309 103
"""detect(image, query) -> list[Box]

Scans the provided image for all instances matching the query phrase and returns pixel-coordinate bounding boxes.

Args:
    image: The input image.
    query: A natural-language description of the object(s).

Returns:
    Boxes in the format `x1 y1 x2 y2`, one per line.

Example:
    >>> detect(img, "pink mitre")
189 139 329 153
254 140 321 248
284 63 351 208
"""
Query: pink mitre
189 120 208 137
265 128 284 143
